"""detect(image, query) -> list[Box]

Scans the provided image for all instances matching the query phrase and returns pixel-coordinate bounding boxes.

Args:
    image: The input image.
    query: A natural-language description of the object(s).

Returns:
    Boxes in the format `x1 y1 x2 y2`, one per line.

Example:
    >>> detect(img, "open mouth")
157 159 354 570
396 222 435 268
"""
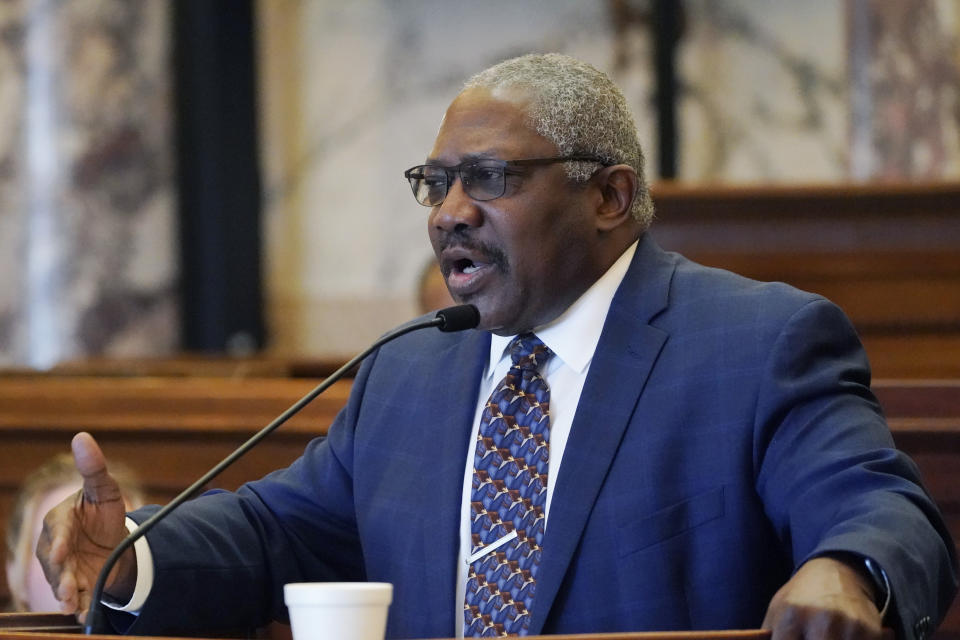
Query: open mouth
453 258 484 275
438 239 507 296
444 255 496 294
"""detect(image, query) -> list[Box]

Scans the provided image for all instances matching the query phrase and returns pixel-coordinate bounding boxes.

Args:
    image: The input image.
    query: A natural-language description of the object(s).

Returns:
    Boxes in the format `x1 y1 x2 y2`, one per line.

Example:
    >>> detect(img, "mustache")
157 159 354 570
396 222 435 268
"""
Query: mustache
437 231 509 273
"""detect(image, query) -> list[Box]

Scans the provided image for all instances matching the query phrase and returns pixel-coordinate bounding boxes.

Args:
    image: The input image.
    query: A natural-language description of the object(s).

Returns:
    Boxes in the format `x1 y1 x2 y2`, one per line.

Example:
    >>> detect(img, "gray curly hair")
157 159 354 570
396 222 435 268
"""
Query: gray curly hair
464 53 654 227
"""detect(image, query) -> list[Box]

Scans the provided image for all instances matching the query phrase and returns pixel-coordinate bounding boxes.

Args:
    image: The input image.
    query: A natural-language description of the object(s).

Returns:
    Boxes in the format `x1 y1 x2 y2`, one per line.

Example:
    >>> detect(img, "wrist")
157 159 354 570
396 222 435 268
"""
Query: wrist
821 552 890 615
103 547 138 604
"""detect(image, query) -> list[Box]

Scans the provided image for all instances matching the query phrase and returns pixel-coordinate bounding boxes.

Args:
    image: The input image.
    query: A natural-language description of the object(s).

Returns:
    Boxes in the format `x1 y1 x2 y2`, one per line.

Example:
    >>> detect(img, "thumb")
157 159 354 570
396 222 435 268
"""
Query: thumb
72 432 121 505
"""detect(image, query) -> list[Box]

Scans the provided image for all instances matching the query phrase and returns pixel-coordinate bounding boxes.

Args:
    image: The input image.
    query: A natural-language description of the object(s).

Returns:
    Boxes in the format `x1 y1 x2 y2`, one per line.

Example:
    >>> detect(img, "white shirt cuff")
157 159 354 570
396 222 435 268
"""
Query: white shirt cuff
100 517 154 614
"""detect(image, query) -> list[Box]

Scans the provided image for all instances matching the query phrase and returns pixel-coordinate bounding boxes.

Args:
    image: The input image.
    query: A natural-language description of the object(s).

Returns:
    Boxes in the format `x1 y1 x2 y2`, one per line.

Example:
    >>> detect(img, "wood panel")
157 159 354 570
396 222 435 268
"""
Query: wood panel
649 182 960 380
673 250 960 332
861 334 960 379
649 181 960 237
26 355 346 379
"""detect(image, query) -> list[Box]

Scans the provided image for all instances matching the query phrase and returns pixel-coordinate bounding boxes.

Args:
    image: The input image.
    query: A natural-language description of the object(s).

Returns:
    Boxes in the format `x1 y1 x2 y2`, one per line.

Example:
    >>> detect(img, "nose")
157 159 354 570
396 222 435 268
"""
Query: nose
429 175 482 232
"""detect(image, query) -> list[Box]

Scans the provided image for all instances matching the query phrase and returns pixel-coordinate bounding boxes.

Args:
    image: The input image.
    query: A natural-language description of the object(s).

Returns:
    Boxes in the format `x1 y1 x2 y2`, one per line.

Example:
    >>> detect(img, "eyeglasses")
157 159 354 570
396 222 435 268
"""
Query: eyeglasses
403 155 607 207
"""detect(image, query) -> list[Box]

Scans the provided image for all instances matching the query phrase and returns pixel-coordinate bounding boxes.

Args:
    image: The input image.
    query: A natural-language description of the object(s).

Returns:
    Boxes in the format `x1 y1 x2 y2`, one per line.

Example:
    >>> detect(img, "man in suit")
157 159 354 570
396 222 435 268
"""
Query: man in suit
39 53 956 640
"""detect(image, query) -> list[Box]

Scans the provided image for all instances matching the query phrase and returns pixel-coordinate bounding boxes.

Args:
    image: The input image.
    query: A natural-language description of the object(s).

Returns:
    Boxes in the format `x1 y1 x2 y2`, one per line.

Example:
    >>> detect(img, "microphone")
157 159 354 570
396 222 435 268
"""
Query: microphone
435 302 481 332
83 304 480 634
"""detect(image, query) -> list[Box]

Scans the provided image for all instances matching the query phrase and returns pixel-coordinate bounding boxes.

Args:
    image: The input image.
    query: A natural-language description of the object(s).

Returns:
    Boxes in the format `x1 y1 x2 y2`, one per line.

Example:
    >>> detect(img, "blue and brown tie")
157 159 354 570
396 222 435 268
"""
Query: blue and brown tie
464 334 552 637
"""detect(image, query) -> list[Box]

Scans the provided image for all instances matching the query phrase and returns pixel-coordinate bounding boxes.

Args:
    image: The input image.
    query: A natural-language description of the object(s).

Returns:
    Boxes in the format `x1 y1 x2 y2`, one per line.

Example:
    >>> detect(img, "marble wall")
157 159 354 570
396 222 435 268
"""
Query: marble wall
2 1 956 365
677 1 848 181
849 0 960 179
258 0 656 358
0 0 177 369
256 0 960 358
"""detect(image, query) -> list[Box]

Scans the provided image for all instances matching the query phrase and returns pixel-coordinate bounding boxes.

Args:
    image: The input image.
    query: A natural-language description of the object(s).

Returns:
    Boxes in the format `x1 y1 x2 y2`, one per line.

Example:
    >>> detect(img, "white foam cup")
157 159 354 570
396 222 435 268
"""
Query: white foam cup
284 582 393 640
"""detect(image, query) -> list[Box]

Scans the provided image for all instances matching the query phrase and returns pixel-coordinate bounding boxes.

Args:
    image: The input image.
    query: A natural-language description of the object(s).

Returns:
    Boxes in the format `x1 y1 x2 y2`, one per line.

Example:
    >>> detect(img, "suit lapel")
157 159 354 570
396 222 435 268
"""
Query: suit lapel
528 235 675 634
418 329 489 634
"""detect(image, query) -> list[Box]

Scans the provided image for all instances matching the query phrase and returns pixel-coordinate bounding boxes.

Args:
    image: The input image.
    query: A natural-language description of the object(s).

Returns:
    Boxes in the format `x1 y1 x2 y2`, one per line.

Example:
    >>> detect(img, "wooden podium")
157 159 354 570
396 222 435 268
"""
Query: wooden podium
0 613 773 640
0 613 80 635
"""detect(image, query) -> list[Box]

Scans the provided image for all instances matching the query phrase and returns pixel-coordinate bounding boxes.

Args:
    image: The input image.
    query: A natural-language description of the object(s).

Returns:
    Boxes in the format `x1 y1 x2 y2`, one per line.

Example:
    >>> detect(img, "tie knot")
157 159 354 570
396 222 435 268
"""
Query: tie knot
509 333 551 371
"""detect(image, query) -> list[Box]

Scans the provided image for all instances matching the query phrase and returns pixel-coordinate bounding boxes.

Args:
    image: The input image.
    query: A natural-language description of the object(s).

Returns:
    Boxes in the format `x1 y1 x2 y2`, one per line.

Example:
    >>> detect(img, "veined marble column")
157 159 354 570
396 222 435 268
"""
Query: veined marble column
848 0 960 179
0 0 177 369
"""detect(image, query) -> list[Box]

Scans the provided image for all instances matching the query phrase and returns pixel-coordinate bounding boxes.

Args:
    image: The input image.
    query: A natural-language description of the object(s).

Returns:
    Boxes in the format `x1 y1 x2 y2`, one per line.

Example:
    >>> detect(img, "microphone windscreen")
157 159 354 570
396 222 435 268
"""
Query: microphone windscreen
435 304 480 332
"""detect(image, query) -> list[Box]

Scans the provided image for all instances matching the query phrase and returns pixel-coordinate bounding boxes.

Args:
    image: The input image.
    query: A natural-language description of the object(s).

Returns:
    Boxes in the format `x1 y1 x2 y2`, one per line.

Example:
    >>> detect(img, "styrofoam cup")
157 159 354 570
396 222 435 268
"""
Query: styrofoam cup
284 582 393 640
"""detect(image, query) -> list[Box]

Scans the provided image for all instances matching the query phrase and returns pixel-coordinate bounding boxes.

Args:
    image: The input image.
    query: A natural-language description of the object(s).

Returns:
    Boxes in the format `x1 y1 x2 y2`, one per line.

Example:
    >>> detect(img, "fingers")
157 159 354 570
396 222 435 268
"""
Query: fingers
72 432 122 506
763 557 884 640
40 510 81 617
57 566 79 614
55 544 97 622
765 606 881 640
47 516 94 621
61 569 92 624
75 579 92 624
37 489 80 601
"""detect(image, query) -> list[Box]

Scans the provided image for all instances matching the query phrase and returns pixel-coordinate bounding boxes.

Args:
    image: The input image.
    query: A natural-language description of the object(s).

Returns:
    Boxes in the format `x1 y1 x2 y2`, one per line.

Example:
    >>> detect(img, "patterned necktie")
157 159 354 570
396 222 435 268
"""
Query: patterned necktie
464 333 552 637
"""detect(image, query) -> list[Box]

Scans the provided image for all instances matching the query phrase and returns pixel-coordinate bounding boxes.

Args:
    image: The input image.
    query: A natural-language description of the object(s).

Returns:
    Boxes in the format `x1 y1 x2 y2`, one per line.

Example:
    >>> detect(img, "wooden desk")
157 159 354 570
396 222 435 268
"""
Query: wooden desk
0 610 775 639
0 609 768 640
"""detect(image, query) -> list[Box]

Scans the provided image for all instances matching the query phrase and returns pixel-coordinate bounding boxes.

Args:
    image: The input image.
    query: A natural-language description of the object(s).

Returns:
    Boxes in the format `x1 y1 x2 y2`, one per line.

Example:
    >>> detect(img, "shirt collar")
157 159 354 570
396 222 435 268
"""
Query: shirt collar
486 240 639 378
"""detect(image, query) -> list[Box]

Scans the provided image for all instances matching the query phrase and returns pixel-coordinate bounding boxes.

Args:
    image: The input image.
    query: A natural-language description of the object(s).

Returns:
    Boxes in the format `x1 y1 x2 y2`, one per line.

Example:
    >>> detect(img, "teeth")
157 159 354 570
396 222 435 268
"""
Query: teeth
462 264 480 274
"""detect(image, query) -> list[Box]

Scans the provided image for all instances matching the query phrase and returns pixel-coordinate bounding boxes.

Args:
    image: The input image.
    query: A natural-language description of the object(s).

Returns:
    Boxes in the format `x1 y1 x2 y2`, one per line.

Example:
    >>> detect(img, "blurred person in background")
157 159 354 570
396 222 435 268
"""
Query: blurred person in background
417 258 456 313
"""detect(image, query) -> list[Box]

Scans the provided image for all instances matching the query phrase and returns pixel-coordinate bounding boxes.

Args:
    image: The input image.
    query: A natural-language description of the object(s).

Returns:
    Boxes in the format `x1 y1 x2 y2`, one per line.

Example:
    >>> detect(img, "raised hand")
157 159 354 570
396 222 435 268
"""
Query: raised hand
36 432 136 621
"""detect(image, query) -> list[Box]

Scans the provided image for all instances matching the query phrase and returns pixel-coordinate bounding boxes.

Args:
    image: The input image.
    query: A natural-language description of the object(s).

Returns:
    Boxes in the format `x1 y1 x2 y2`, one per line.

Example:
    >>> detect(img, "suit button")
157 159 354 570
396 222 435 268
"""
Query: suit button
913 615 932 639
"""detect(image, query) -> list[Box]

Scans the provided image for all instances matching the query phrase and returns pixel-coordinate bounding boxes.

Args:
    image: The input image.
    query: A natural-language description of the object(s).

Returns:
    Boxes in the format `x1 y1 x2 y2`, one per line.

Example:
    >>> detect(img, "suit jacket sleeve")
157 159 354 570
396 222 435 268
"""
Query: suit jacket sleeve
752 297 957 639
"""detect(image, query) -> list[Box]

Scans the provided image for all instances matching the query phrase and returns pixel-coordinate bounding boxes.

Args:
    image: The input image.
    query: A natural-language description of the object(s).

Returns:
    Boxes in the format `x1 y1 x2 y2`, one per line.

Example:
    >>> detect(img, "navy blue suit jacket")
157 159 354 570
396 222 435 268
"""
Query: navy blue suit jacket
126 235 956 639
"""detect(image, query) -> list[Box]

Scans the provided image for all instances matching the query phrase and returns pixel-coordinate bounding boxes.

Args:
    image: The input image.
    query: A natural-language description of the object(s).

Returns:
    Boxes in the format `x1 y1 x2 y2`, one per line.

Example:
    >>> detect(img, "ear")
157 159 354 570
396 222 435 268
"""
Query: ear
592 164 639 231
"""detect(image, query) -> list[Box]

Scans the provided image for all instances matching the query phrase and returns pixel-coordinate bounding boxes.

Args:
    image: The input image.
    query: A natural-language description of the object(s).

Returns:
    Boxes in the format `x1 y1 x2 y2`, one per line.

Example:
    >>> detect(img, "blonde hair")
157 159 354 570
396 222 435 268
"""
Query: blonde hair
4 453 144 611
464 53 654 228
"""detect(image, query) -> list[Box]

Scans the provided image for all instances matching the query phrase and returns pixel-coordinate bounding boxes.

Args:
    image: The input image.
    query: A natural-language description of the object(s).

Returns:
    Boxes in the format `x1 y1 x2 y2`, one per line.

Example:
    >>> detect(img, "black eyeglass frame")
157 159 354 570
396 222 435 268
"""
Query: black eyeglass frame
403 155 609 206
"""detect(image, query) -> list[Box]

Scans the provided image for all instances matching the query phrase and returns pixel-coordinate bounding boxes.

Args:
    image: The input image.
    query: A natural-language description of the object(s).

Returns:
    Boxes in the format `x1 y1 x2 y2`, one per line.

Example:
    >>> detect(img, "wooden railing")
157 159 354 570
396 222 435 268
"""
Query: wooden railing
649 182 960 380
